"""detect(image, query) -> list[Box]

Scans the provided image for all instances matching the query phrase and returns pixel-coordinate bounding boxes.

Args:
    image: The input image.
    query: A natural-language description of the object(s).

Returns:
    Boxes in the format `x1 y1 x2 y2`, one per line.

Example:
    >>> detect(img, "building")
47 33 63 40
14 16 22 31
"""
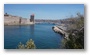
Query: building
4 13 34 25
30 14 34 23
4 13 9 16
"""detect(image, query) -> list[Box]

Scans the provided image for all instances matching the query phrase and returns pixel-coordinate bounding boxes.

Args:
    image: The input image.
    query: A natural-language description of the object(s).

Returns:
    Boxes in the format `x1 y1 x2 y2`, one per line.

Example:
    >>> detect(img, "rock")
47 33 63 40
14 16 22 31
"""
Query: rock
52 26 69 39
52 26 65 35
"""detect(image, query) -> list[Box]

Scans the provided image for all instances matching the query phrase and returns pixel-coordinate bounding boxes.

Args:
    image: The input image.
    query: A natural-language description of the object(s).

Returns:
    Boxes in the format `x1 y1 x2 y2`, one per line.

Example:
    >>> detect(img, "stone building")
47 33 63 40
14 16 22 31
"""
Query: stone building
4 13 34 25
30 14 34 23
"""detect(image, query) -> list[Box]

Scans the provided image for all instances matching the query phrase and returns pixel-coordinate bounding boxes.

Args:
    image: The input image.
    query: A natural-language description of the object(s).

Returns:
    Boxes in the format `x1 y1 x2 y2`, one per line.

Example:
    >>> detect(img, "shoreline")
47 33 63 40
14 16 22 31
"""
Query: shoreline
52 24 69 39
4 23 35 26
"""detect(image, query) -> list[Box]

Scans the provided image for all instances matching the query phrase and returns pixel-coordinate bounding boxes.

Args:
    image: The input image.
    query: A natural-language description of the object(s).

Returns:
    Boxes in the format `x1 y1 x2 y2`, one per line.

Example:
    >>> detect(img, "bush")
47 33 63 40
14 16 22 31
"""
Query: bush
17 39 36 49
64 30 84 49
62 13 84 49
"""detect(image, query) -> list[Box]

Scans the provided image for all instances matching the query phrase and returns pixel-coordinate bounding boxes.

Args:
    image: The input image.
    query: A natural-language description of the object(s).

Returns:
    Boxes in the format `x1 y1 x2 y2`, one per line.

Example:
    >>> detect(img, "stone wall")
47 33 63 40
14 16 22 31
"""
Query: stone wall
4 14 34 25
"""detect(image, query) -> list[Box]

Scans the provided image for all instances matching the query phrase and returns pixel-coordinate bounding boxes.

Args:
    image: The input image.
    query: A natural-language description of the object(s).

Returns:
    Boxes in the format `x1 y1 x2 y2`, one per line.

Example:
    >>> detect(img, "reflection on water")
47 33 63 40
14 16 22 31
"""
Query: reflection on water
4 24 63 49
30 25 34 36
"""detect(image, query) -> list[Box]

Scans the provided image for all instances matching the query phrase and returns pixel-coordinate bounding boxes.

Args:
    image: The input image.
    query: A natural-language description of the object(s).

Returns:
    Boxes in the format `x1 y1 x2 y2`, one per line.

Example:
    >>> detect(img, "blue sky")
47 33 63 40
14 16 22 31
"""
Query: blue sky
4 4 84 20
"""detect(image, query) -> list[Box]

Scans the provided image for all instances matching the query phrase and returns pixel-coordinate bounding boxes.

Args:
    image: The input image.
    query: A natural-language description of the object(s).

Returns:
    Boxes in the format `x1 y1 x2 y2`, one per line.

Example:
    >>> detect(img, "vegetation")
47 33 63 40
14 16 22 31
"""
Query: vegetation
62 13 84 49
17 39 36 49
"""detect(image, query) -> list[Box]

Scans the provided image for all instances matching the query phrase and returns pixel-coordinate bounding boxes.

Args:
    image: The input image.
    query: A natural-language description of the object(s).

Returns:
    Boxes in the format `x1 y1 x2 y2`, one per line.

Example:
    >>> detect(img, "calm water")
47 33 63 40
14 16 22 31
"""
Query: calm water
4 23 63 49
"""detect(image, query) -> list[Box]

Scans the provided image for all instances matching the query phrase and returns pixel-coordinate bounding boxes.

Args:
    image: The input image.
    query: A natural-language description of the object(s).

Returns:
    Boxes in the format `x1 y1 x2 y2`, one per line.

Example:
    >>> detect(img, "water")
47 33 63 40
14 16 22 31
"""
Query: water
4 23 63 49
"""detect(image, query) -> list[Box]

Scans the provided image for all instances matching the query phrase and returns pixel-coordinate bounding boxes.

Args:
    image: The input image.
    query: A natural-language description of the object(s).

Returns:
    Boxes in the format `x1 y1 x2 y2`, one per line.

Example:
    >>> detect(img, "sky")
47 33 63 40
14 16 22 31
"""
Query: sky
4 4 84 20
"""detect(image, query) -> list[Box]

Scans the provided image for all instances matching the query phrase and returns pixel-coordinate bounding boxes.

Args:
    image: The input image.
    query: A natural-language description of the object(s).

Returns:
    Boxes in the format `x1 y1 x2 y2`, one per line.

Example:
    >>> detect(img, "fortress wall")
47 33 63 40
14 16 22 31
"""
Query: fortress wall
4 16 20 25
27 19 34 24
20 18 27 24
4 15 34 25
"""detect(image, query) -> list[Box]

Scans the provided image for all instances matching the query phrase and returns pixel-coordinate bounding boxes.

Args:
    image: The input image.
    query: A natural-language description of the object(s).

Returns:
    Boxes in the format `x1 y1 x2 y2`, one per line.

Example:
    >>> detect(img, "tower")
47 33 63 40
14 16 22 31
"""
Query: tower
30 14 34 23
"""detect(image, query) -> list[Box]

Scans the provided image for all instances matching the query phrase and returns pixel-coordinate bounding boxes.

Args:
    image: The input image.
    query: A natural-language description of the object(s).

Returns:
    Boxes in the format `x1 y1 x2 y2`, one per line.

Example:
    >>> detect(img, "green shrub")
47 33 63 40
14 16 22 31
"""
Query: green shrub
62 13 84 49
17 39 36 49
64 31 84 49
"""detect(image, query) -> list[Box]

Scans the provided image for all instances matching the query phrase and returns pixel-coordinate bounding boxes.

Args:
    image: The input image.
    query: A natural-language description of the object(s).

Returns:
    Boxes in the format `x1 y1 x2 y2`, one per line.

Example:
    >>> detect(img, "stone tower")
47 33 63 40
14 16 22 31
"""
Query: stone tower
30 14 34 23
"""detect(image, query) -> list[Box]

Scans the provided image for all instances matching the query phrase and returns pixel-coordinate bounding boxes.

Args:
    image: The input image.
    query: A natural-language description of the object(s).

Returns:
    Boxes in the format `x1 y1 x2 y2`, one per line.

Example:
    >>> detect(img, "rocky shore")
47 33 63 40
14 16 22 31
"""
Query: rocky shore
52 24 69 39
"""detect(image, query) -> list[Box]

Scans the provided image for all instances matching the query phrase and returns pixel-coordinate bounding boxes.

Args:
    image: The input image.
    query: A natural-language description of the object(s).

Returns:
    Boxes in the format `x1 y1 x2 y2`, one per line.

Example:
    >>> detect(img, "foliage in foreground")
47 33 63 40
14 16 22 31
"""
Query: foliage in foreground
17 39 36 49
63 28 84 49
62 13 84 49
